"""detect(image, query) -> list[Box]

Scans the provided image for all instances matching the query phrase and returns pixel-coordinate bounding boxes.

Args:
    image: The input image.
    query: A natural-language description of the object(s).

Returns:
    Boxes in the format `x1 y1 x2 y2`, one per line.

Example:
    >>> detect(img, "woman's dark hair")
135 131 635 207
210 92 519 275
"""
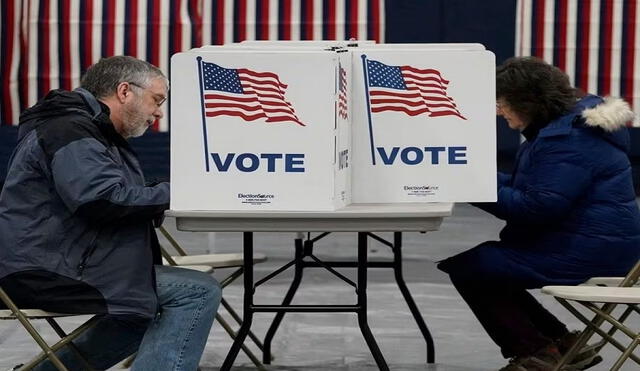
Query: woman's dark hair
496 57 576 126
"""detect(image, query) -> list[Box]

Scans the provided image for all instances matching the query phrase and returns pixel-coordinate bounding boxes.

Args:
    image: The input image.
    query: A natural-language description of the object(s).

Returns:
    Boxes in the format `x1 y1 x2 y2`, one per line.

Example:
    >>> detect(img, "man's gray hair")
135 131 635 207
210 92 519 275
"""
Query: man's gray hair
80 56 168 99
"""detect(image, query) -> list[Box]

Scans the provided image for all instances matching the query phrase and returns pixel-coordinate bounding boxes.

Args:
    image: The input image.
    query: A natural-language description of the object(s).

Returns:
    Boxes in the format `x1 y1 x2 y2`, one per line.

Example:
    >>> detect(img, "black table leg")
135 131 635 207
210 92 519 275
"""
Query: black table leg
357 232 389 371
221 232 255 371
392 232 436 363
262 237 305 363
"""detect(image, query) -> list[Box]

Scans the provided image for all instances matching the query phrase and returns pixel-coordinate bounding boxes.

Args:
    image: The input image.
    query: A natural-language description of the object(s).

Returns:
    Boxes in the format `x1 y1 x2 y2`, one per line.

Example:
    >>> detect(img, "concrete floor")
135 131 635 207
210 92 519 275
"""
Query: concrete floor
0 204 637 370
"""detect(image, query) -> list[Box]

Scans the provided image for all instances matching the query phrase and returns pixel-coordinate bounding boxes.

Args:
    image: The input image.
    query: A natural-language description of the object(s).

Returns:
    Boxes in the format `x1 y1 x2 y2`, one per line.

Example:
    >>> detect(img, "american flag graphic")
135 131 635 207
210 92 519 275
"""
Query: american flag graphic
0 0 386 130
365 59 466 120
516 0 640 126
338 63 348 119
200 60 304 126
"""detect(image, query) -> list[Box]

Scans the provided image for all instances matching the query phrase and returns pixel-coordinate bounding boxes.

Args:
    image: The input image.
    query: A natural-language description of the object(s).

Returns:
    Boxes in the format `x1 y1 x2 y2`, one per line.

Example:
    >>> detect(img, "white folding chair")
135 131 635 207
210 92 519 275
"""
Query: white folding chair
542 259 640 371
0 286 100 371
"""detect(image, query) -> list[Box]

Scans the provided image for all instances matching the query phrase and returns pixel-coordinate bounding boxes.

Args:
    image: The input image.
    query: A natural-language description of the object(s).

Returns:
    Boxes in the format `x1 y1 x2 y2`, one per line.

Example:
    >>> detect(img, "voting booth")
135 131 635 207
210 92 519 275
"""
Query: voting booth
350 46 496 203
170 49 351 211
170 42 496 211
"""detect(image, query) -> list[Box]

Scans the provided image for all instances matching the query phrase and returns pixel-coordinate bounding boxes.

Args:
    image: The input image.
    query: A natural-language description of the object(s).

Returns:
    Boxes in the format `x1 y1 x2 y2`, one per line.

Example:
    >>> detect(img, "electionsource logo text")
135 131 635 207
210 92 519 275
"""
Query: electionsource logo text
237 193 275 206
238 193 275 199
403 185 439 197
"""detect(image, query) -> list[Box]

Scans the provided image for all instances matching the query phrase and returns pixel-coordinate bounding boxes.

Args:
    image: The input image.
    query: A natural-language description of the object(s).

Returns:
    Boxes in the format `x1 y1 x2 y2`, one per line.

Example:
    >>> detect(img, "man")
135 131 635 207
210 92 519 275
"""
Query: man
0 56 221 370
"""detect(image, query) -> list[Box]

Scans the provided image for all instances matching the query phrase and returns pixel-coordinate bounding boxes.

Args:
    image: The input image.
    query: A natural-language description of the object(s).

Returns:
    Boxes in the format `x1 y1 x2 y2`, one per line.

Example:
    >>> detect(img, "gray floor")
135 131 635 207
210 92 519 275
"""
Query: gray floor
0 204 637 370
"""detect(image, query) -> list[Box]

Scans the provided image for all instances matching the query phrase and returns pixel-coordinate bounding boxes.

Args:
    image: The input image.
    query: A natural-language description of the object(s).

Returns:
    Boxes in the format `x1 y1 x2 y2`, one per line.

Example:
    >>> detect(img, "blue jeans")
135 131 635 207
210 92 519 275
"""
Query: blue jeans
34 265 221 371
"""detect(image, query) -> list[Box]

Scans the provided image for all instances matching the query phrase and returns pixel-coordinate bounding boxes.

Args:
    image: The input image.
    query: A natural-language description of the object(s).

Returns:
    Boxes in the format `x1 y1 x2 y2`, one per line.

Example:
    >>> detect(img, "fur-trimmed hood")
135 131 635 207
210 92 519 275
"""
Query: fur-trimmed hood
582 96 636 132
540 95 634 153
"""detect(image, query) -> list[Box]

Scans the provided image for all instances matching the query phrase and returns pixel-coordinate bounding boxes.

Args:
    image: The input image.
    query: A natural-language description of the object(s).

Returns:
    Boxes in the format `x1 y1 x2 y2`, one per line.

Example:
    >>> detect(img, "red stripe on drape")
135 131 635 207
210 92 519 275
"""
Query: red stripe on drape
190 0 202 47
104 0 116 56
623 0 637 109
173 0 183 53
150 0 161 66
261 0 269 40
129 0 139 57
82 0 94 70
534 0 545 57
304 0 313 40
282 0 291 40
600 0 614 95
371 0 380 42
19 0 30 111
556 0 568 71
40 0 51 96
327 0 336 40
349 0 358 39
579 0 591 91
216 0 224 45
238 0 247 41
61 0 72 90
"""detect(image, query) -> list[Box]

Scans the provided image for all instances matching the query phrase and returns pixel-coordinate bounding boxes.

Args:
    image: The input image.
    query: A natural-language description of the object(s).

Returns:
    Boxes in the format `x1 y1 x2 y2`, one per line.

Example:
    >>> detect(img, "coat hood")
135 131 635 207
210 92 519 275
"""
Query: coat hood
540 95 634 153
17 89 108 142
582 96 635 132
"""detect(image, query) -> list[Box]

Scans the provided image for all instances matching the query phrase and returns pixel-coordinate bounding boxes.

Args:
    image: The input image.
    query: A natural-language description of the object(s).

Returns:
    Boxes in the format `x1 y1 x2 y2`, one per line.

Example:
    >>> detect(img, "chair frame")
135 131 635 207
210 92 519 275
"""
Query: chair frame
549 260 640 371
157 226 270 370
0 287 99 371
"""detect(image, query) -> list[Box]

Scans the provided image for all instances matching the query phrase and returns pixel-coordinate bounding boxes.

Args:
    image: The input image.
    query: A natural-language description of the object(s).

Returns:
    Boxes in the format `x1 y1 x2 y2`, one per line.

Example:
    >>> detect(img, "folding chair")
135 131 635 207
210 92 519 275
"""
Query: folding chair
157 226 270 369
0 286 100 371
542 259 640 371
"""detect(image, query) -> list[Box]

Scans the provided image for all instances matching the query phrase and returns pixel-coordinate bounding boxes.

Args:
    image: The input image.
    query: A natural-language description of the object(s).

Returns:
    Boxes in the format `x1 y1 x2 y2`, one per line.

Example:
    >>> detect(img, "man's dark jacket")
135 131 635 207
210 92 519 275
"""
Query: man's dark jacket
0 89 169 319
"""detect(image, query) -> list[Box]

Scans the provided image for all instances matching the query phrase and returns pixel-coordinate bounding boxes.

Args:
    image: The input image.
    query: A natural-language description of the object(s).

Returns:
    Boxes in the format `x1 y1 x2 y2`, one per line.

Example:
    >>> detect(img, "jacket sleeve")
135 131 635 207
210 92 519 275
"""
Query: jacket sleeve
474 138 592 223
50 136 169 224
497 172 511 187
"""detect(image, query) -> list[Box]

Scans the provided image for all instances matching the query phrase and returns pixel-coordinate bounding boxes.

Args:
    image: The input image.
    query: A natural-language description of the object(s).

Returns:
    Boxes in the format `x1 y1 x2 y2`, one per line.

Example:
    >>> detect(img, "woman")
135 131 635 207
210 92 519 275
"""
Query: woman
438 57 640 371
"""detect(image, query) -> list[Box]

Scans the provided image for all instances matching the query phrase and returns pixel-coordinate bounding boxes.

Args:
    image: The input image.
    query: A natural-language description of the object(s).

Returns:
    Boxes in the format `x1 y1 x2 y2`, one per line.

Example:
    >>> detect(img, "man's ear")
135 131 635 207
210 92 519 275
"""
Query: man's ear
115 82 132 104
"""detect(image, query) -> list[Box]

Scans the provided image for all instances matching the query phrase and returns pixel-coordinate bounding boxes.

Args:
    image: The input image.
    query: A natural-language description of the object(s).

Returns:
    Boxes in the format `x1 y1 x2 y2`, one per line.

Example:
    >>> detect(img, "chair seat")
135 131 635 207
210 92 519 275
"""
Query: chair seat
172 265 214 273
169 252 268 268
542 286 640 304
0 309 77 319
582 277 639 287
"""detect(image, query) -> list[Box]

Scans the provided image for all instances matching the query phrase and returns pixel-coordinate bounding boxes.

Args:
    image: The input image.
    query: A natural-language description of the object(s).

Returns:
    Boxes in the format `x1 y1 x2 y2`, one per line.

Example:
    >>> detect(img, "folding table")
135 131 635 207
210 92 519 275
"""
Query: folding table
167 202 453 371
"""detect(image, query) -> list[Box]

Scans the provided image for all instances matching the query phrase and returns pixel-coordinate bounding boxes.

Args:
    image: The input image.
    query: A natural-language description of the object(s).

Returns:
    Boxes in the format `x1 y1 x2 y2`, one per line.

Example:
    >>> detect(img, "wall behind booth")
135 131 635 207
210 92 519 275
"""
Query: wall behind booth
1 0 639 192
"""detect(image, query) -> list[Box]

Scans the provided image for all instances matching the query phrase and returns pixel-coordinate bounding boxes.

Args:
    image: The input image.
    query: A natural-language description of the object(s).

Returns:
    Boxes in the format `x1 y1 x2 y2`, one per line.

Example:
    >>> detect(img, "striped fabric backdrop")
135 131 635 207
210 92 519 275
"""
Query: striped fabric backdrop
0 0 385 131
516 0 640 125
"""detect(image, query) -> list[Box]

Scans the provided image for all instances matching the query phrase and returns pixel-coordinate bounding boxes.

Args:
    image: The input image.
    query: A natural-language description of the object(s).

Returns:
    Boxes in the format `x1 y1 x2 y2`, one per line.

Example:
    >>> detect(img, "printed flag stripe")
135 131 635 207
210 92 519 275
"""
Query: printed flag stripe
338 63 348 119
1 0 385 128
517 0 639 126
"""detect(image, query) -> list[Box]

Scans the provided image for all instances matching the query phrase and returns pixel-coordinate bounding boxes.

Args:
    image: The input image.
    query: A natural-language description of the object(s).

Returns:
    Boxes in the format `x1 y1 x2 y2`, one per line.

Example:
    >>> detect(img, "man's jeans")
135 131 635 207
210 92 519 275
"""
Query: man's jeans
34 265 221 371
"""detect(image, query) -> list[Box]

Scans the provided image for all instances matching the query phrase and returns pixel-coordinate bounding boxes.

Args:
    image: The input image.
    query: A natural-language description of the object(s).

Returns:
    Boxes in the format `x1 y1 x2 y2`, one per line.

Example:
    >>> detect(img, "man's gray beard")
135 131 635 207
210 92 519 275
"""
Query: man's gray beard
127 119 150 138
122 104 150 138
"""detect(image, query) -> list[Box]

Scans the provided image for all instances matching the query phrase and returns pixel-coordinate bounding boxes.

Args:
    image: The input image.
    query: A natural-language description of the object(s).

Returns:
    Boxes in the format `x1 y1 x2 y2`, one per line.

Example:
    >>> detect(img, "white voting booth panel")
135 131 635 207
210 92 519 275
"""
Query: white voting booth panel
170 50 351 211
350 48 497 203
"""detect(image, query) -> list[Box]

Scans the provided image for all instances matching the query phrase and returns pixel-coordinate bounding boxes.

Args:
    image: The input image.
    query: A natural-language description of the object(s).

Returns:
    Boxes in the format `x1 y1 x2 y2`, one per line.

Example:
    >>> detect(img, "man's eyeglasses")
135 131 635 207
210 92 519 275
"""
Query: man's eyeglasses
127 81 167 107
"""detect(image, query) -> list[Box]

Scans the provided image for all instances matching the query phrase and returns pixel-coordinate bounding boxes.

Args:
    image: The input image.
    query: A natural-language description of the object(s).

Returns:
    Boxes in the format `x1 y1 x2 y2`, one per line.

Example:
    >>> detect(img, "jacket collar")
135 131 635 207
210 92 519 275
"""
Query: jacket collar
538 95 604 139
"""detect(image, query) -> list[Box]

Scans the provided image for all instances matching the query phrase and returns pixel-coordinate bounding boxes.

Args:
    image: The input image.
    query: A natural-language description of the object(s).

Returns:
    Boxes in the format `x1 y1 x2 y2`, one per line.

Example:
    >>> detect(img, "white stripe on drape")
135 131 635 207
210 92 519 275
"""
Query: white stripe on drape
565 0 578 85
610 0 624 97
